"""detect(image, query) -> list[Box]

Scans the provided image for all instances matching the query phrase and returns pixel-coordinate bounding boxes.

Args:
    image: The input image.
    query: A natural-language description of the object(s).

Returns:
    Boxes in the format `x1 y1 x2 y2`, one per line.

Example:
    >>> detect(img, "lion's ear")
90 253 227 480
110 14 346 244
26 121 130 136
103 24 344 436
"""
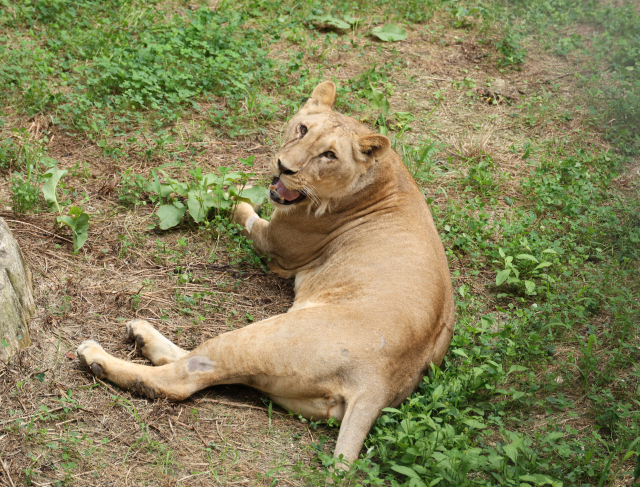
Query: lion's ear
357 134 391 163
300 81 337 114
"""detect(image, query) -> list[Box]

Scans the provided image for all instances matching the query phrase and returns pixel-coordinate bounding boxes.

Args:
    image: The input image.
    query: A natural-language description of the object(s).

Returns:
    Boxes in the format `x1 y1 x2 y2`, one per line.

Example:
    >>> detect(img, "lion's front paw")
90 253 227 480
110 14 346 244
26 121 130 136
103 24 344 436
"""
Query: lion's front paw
233 202 256 225
77 340 108 379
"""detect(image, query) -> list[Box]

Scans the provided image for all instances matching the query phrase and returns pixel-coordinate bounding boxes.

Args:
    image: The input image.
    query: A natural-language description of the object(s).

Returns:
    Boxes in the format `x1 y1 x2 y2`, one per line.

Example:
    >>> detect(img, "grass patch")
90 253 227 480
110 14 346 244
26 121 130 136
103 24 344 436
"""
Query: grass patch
505 0 640 154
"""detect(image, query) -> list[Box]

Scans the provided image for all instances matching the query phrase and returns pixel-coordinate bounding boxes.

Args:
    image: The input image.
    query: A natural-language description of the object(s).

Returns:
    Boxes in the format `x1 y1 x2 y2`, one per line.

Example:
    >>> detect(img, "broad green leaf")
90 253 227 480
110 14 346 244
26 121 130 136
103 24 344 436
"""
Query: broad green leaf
221 172 242 185
524 280 536 293
516 253 539 263
463 418 487 429
187 190 215 223
370 23 408 42
520 474 563 487
508 365 528 374
368 83 388 110
343 14 363 27
535 261 553 270
451 348 469 358
237 185 269 206
496 269 511 285
42 167 68 213
202 173 221 187
542 431 564 443
238 155 255 166
156 203 186 230
310 14 351 29
391 465 422 480
381 407 403 414
503 436 525 463
211 189 233 209
171 181 189 197
57 206 90 253
146 181 173 198
72 212 90 253
149 170 161 195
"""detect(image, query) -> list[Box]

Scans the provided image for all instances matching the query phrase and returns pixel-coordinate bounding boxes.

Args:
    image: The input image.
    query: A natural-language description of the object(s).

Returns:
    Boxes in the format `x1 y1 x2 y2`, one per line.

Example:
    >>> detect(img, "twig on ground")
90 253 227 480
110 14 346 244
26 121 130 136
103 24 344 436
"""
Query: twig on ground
4 219 74 245
197 397 270 412
0 457 16 487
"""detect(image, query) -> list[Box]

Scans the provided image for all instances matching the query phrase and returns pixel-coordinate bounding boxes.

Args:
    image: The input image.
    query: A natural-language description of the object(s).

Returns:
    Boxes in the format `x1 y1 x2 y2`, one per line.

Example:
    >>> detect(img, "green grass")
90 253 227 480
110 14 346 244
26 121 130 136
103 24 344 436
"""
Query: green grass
504 0 640 155
0 0 638 485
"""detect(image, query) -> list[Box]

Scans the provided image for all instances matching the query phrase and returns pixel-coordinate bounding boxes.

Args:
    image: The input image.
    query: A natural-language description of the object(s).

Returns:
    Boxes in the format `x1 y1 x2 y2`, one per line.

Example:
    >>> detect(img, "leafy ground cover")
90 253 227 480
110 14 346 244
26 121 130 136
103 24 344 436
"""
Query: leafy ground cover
0 0 638 485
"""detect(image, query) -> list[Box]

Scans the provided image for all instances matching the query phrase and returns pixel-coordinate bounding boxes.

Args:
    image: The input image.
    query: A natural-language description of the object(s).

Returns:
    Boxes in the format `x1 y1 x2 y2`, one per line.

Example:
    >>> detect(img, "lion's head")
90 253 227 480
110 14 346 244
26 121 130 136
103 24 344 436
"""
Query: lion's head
269 81 392 216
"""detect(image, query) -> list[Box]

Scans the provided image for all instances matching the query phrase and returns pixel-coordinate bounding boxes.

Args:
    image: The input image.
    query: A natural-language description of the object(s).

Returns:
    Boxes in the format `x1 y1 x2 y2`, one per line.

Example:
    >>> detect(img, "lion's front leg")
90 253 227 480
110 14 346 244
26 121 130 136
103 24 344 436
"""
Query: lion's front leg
233 202 270 255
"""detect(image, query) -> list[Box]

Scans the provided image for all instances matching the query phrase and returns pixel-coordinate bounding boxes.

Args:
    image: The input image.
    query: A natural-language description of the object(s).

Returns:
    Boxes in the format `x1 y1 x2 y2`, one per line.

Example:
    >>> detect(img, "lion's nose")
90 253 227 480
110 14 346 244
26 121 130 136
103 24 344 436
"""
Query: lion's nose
278 159 297 175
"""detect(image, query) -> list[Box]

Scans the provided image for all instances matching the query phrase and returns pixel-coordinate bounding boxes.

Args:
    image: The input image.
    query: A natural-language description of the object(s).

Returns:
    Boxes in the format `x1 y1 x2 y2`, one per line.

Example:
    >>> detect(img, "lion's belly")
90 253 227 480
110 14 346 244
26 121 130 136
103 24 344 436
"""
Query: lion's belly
268 393 346 421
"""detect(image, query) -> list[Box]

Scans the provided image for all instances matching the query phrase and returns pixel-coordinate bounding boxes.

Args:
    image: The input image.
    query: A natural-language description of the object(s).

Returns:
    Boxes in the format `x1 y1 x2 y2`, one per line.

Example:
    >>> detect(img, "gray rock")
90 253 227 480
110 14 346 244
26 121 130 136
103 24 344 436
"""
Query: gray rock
0 217 35 361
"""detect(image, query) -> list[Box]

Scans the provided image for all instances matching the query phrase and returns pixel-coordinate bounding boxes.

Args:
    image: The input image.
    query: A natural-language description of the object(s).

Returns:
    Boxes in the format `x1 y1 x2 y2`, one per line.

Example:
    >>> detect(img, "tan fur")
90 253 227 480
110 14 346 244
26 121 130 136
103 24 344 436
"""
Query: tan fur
76 81 455 466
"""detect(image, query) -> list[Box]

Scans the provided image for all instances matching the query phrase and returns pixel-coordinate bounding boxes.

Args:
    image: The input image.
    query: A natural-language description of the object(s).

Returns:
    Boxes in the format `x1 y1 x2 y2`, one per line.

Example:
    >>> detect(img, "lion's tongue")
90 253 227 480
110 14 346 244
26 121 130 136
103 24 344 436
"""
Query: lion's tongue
275 179 301 201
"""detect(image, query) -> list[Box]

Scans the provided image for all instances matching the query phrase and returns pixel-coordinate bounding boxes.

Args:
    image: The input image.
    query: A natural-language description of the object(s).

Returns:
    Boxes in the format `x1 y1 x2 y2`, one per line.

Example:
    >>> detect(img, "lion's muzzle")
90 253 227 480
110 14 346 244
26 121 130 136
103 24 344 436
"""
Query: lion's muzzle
269 176 307 205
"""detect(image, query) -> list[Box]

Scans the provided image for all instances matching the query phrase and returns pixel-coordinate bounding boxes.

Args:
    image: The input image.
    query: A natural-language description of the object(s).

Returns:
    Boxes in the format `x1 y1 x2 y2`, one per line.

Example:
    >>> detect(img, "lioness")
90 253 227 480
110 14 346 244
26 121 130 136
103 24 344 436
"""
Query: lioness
76 81 454 465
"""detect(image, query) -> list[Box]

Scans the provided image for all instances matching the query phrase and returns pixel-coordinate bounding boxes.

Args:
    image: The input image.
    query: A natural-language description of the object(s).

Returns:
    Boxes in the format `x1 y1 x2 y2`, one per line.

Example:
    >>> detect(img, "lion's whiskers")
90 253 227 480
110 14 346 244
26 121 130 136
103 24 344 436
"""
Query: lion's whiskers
302 184 321 207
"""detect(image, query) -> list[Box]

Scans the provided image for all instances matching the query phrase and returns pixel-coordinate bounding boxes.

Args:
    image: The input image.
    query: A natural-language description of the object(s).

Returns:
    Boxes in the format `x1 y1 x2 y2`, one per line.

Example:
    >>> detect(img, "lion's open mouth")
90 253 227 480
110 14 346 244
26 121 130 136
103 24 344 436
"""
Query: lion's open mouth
269 177 307 205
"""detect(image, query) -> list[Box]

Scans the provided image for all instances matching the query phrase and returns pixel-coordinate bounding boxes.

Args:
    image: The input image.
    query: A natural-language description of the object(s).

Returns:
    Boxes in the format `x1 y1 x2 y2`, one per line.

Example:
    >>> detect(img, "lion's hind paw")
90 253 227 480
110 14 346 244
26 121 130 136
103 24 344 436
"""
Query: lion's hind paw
76 340 108 379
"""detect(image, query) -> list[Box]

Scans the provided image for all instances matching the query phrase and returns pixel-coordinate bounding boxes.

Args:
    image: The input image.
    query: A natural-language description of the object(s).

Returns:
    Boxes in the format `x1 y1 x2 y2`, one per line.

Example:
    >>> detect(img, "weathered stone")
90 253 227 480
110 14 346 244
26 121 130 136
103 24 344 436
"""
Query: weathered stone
0 217 35 361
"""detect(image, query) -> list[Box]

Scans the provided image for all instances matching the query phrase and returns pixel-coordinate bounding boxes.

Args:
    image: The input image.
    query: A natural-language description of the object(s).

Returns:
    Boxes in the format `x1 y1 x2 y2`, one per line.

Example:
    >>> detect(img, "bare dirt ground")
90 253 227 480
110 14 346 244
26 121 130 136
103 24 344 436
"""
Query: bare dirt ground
1 12 638 486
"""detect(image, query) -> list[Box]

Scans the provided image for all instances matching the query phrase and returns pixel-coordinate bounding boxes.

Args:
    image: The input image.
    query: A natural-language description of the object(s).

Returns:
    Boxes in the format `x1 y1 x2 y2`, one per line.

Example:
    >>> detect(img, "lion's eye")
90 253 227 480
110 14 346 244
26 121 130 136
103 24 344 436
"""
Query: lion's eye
322 151 336 159
299 124 308 136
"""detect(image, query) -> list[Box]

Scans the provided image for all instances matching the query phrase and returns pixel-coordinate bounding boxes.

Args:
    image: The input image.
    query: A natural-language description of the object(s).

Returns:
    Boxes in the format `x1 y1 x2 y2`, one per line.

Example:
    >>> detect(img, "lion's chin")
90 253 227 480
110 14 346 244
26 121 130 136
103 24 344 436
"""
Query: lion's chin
269 177 307 205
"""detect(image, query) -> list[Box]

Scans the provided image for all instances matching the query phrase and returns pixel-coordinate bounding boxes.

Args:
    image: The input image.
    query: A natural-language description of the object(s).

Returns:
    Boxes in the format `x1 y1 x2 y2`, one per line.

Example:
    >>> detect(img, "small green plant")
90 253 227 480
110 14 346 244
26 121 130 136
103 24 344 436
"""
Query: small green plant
464 156 496 193
10 176 40 213
41 166 91 253
496 29 526 67
450 5 484 29
8 138 49 213
147 161 268 230
57 206 91 254
495 246 556 296
401 140 438 183
306 13 360 31
580 334 597 395
117 168 147 207
0 136 19 170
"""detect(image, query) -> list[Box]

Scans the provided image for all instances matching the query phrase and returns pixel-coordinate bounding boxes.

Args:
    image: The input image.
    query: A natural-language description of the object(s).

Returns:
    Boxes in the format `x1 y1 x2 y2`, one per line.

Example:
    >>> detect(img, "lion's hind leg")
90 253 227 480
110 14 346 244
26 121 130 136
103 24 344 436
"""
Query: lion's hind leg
126 319 188 366
76 340 211 401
